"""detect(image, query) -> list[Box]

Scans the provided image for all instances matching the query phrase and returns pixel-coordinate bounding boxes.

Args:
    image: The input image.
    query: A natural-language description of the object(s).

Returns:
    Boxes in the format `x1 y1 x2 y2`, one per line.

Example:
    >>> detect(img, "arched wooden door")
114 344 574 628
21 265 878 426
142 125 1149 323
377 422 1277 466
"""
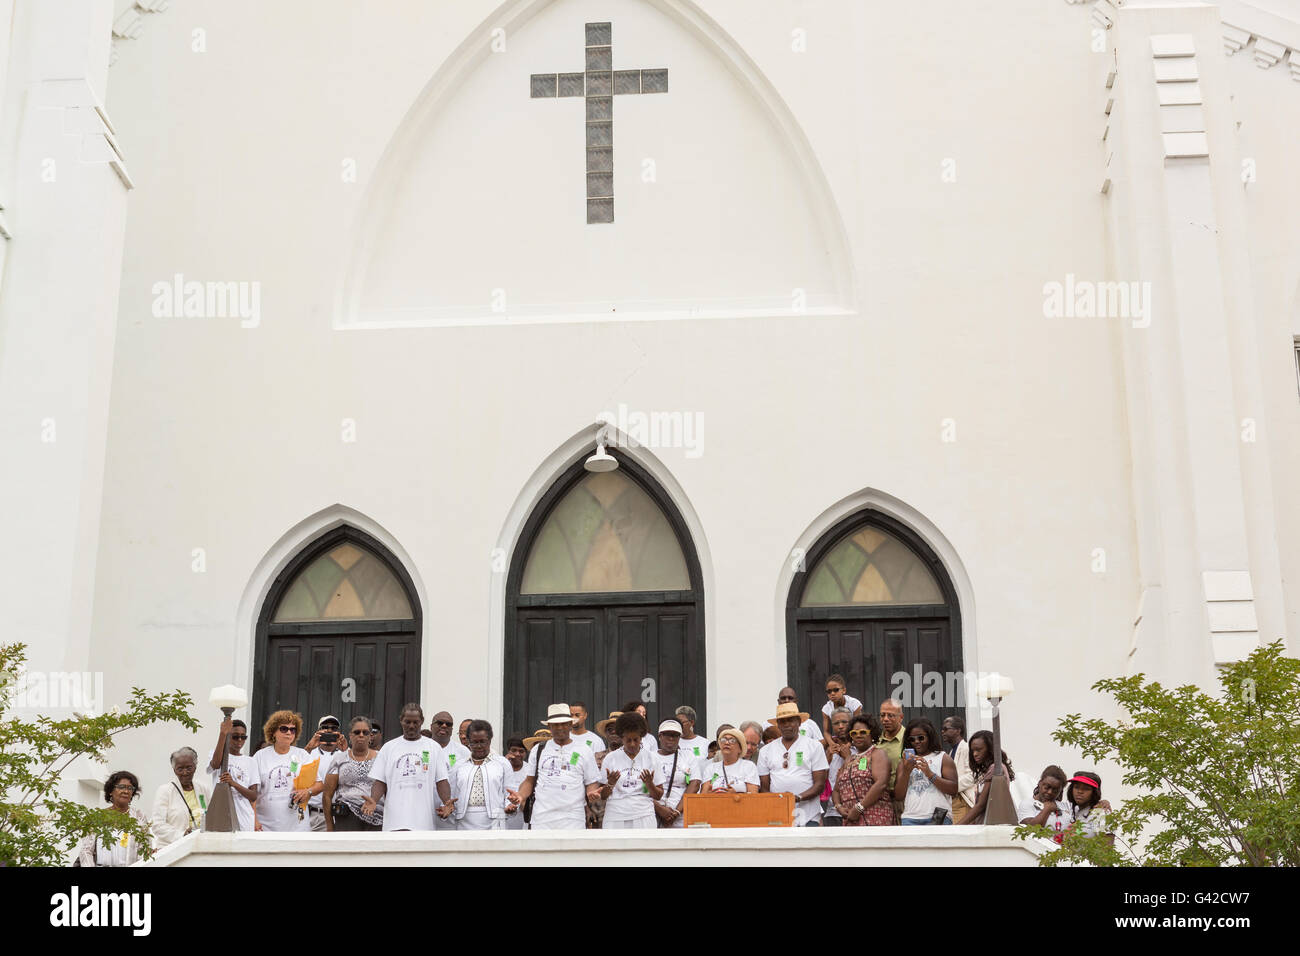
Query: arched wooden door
504 453 706 740
252 527 421 738
787 510 962 731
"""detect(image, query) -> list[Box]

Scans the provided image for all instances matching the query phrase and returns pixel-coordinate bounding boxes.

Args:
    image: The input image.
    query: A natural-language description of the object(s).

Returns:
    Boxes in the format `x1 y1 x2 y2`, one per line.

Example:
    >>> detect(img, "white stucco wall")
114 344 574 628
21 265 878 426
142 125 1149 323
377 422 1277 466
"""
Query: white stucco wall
72 0 1297 813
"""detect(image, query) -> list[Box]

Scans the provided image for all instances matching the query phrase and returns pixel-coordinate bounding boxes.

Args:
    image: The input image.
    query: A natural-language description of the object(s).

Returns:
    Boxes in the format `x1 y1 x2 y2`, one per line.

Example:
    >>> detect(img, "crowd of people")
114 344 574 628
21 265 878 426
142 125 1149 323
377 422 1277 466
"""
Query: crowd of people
77 674 1112 864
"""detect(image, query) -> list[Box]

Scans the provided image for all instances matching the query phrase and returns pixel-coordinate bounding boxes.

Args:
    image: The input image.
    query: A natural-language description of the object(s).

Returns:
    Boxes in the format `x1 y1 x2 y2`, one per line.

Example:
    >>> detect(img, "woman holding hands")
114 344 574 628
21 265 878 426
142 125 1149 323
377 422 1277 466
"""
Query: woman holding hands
599 712 665 829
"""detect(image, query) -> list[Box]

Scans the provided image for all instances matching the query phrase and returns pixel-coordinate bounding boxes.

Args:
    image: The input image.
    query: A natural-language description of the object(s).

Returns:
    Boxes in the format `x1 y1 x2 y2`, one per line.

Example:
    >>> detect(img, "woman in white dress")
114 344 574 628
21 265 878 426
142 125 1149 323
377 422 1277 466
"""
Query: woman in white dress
443 719 522 830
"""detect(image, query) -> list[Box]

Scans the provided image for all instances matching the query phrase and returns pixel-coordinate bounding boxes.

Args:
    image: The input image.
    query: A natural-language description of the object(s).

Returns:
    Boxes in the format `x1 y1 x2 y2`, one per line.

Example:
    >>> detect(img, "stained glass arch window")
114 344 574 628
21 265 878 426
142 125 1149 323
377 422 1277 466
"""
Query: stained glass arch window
520 470 690 594
799 524 944 607
272 541 414 622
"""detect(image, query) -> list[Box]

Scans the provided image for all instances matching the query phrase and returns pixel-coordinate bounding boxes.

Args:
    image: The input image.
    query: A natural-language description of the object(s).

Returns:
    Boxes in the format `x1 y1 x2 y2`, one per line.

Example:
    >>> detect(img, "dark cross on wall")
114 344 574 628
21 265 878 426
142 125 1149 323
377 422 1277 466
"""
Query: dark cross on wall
530 21 668 224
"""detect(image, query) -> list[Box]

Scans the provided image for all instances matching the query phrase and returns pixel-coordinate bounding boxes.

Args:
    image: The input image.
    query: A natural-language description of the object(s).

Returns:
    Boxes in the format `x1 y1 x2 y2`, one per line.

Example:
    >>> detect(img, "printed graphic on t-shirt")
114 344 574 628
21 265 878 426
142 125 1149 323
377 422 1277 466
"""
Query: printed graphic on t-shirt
265 764 295 792
540 754 579 778
392 751 429 787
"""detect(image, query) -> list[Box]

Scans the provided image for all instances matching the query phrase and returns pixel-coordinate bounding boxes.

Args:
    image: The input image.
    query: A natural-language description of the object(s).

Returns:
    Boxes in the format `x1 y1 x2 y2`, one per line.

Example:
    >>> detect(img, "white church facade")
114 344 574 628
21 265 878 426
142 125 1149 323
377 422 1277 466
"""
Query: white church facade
2 0 1299 836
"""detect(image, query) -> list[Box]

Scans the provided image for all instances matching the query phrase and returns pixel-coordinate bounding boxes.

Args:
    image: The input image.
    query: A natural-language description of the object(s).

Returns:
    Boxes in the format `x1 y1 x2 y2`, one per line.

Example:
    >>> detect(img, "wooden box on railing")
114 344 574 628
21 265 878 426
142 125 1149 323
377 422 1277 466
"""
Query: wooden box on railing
681 792 794 828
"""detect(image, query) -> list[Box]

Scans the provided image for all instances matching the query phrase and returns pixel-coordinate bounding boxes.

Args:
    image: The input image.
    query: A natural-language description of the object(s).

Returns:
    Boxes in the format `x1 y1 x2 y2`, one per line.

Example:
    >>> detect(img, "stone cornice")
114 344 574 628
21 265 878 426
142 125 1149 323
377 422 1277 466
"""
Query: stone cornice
1067 0 1300 81
110 0 171 67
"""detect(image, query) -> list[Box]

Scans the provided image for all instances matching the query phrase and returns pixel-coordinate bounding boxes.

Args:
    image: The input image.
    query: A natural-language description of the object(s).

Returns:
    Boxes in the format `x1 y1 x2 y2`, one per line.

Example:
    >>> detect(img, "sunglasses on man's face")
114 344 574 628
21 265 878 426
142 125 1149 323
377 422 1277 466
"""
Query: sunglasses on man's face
230 733 247 740
434 720 453 728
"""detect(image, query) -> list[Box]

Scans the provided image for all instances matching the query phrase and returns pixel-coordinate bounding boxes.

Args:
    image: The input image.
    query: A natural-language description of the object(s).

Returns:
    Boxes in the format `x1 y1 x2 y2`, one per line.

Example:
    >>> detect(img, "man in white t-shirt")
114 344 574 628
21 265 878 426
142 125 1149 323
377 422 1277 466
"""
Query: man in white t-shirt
430 711 472 768
429 710 471 830
304 714 345 831
758 702 830 826
514 703 602 830
567 702 606 760
364 704 452 831
777 687 824 741
503 735 531 830
207 716 259 831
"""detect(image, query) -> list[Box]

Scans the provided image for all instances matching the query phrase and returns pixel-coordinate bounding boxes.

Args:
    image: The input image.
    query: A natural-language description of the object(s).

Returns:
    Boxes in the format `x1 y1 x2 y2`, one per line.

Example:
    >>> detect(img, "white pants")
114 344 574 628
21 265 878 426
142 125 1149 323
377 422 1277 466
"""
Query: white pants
458 808 501 830
529 815 585 830
602 815 656 829
434 812 458 831
504 811 527 830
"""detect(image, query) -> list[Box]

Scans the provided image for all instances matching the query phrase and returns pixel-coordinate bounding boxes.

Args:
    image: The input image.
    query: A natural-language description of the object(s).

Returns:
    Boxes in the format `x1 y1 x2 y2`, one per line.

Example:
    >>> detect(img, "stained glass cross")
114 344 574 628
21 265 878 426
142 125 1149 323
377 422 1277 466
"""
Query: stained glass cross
530 22 668 224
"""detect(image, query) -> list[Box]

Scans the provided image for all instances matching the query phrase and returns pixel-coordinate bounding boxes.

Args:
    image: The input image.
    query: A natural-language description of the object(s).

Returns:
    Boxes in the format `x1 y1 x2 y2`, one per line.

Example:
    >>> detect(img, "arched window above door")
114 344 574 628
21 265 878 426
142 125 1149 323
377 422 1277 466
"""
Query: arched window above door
506 454 705 743
800 525 944 607
272 542 414 622
253 526 421 740
788 510 960 733
520 470 690 594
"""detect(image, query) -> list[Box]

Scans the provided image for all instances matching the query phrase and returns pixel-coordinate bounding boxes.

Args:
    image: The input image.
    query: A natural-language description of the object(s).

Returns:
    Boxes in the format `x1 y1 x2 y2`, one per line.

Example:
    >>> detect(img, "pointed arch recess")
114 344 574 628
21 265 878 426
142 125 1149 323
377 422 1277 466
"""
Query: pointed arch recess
489 424 713 737
335 0 856 328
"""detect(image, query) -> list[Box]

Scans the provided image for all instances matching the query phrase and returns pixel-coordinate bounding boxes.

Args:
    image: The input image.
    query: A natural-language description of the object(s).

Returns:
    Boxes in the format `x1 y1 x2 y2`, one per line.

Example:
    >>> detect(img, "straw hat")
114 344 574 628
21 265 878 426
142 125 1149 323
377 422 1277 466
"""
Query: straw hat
717 727 747 755
595 711 623 736
523 727 552 749
767 701 810 725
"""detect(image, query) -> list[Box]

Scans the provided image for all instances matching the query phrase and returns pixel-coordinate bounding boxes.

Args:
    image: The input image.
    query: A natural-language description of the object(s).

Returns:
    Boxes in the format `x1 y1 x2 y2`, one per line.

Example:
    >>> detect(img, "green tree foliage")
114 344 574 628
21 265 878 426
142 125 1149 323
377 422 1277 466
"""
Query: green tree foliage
0 643 197 866
1015 641 1299 866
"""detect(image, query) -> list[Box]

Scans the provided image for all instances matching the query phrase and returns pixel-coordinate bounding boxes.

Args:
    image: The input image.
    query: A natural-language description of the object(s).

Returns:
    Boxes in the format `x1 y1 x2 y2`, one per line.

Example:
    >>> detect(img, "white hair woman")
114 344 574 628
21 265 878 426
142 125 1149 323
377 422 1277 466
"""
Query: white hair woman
700 728 760 794
150 746 212 846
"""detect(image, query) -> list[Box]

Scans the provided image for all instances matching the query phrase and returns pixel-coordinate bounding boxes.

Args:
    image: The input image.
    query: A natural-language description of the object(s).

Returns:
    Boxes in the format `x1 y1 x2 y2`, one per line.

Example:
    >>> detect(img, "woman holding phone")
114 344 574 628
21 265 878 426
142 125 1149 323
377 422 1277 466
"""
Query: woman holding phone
892 717 958 824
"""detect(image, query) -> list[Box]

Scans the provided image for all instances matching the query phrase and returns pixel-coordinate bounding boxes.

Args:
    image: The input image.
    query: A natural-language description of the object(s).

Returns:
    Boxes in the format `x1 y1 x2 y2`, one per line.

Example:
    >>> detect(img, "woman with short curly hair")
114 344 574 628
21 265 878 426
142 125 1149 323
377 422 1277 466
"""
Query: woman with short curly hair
254 709 313 831
77 771 151 866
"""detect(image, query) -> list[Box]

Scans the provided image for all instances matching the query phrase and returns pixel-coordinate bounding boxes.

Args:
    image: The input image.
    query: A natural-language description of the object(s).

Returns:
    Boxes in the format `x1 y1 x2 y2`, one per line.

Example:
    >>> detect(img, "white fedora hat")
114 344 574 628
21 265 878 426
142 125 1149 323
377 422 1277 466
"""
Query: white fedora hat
544 703 574 724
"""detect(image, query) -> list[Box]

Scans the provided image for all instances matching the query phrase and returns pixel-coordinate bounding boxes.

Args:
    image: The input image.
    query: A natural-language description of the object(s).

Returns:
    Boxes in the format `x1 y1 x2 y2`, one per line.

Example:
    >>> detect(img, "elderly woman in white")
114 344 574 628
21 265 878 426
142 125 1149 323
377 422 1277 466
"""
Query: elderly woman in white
439 719 522 830
150 746 212 846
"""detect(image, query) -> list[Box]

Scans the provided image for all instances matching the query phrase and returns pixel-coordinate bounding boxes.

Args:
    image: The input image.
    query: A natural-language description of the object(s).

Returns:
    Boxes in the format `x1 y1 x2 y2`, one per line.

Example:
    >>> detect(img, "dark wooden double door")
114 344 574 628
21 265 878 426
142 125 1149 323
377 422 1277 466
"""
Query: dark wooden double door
506 602 702 741
794 617 956 731
261 624 420 734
